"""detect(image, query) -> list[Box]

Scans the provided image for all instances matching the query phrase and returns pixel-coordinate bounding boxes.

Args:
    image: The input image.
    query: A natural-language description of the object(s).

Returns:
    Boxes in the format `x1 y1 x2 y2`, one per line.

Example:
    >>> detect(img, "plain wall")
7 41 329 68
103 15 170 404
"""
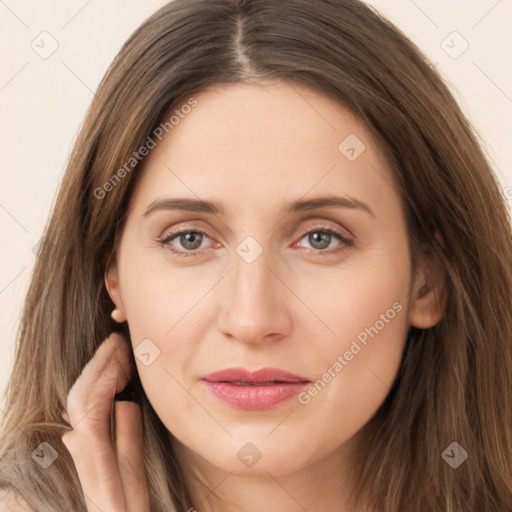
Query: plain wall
1 0 511 409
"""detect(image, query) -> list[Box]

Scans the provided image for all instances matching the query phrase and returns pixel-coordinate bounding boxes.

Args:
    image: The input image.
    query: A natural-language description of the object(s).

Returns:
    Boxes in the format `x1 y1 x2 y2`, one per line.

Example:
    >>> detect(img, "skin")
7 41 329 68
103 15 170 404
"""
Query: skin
62 81 445 512
61 335 150 511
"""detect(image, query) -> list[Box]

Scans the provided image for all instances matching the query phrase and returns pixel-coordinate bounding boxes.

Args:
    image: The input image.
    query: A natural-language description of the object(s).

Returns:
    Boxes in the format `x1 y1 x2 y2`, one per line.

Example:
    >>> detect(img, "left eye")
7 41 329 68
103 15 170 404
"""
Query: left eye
296 228 348 251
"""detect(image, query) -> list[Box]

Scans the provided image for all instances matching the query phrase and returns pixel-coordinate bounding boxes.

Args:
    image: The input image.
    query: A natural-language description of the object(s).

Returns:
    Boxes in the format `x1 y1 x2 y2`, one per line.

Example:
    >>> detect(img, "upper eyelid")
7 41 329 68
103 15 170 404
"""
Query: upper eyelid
294 222 352 240
160 222 351 239
159 224 353 249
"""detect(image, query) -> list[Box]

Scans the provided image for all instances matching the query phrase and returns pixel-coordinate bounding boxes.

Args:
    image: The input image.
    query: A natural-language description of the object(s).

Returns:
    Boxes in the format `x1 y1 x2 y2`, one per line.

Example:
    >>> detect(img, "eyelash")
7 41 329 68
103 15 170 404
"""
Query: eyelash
156 224 354 259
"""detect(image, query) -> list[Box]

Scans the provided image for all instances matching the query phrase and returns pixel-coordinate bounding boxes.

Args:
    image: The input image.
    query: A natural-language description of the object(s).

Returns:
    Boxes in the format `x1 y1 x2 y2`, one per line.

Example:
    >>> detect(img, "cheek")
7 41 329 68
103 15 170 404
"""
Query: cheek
291 230 410 349
120 255 209 341
296 244 411 437
118 256 219 416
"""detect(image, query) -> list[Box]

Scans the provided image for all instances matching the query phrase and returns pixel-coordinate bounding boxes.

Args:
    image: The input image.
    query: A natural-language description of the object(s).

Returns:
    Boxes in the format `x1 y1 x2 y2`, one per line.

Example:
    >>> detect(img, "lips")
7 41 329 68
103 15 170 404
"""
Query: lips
202 367 311 410
203 367 310 384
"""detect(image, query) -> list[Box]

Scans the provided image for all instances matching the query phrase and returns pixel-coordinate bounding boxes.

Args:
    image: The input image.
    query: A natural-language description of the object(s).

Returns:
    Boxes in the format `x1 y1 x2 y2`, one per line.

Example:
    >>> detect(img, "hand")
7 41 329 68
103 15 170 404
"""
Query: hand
61 333 150 511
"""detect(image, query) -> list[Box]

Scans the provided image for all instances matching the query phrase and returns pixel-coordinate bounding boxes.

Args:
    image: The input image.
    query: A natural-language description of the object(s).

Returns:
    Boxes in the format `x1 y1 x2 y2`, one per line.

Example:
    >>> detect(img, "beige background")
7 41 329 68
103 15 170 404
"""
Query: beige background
1 0 511 409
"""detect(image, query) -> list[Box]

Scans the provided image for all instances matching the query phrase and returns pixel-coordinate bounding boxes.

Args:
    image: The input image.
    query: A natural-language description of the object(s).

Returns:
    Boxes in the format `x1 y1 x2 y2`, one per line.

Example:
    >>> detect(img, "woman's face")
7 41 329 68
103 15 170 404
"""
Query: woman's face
107 81 433 477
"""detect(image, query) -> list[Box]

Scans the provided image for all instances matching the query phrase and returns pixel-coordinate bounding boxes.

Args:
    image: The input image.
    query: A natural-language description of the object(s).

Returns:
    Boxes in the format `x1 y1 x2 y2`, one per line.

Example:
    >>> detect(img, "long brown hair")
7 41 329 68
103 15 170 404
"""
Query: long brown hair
1 1 511 510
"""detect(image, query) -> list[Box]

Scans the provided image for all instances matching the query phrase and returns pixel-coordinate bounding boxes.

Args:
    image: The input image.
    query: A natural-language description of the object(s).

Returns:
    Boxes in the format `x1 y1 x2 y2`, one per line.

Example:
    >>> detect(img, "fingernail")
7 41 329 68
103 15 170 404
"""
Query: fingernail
114 379 138 403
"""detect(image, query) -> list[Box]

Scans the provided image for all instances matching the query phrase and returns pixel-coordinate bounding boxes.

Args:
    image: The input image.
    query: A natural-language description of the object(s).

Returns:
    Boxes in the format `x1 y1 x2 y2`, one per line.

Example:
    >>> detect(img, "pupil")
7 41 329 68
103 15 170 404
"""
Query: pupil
181 232 202 250
309 231 330 249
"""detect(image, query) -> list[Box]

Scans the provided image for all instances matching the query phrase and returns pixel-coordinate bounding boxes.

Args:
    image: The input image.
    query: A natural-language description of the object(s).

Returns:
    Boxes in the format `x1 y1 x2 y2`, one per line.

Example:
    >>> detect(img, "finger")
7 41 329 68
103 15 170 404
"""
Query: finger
115 401 151 512
62 427 126 512
66 333 133 438
61 333 134 511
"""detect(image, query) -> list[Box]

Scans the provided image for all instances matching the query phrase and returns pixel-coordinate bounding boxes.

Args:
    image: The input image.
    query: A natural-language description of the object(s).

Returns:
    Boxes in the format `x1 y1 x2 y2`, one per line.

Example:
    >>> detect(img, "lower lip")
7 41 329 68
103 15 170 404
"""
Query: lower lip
203 381 309 410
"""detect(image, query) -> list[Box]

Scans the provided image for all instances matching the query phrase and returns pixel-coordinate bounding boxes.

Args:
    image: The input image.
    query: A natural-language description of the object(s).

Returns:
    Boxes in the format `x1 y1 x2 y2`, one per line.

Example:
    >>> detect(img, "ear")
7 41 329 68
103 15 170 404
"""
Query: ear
105 256 127 322
408 232 447 329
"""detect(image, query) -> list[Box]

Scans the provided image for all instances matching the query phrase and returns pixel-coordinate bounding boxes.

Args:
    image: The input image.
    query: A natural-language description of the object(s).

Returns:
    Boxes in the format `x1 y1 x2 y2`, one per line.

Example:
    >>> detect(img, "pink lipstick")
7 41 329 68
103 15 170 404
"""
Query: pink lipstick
202 367 311 410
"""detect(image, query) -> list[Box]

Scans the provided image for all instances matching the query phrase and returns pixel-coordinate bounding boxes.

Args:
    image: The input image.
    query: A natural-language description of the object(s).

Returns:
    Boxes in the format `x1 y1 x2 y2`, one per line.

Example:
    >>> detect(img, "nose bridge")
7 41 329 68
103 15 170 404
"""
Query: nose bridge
217 241 291 342
231 245 276 311
231 231 275 298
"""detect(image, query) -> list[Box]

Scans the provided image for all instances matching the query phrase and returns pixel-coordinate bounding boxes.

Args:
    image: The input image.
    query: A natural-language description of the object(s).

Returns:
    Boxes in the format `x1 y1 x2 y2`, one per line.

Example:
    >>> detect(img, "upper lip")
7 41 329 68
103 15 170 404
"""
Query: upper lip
202 367 311 384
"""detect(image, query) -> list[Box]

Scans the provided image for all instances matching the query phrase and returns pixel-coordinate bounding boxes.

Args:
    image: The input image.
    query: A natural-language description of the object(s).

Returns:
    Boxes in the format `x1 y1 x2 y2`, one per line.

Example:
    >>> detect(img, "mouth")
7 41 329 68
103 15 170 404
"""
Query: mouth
202 367 311 410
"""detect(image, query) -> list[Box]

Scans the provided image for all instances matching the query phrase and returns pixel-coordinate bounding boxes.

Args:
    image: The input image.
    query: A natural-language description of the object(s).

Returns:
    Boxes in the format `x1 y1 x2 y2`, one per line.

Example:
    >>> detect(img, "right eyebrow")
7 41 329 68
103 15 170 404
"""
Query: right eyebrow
143 198 223 217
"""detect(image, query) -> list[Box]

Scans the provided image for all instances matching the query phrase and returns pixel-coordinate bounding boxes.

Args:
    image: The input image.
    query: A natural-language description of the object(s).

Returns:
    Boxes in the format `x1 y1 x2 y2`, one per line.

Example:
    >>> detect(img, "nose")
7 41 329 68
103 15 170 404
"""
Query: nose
216 249 293 345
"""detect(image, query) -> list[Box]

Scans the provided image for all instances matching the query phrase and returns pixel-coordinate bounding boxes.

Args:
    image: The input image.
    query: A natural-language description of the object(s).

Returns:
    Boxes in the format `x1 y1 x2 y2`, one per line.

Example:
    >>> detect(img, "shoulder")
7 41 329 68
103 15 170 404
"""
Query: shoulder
0 490 35 512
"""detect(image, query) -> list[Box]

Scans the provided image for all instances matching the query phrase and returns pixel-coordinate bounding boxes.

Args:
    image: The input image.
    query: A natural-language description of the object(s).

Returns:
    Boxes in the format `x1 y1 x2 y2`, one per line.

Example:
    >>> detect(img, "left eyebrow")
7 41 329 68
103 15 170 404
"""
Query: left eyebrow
142 194 375 218
286 194 375 217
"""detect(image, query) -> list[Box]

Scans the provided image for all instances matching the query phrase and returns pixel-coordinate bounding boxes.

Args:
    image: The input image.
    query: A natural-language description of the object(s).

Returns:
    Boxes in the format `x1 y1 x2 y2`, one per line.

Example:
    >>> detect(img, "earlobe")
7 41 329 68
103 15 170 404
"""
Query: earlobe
110 308 127 323
105 259 127 323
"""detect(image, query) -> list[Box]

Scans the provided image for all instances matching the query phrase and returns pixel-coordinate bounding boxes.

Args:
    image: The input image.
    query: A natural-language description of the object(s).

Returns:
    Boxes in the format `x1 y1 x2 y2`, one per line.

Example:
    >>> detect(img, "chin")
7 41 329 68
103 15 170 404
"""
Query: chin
175 429 320 477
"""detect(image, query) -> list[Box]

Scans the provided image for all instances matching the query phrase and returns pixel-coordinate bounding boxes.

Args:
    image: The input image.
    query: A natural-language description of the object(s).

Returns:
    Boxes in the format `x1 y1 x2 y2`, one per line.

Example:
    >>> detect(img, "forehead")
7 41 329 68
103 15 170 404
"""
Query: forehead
129 81 397 217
